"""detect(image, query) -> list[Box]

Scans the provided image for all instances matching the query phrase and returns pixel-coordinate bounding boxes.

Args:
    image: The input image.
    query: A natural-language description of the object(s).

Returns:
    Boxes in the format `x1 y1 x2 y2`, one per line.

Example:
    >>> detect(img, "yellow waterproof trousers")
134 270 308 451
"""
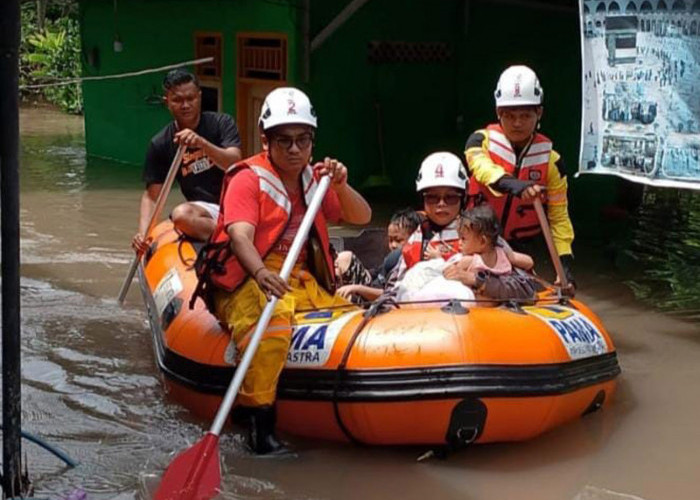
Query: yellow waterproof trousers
214 253 349 407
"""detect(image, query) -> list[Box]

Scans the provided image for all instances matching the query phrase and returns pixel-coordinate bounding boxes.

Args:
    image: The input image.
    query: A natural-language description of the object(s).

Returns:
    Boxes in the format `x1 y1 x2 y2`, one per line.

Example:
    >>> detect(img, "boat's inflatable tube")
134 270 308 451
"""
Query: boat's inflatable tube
139 222 620 447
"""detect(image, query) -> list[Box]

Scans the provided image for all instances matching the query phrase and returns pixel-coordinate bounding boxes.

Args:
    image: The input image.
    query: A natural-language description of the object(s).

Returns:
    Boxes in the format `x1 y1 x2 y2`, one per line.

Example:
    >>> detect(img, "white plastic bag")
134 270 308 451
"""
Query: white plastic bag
394 259 475 304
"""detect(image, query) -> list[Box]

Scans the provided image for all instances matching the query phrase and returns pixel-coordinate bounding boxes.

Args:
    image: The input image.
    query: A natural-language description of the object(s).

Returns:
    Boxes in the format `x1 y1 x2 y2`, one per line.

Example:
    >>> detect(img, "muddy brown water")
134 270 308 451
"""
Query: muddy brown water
5 107 700 499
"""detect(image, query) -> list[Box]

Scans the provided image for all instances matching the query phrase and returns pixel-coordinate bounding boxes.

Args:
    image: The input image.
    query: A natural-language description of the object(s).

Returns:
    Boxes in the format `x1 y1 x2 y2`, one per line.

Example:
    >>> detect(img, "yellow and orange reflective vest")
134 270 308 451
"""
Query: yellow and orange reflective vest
465 124 574 256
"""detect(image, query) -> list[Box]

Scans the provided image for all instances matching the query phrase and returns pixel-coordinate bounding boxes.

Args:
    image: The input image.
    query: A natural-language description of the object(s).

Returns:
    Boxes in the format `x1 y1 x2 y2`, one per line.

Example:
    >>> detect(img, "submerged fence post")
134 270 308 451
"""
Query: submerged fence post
0 0 24 496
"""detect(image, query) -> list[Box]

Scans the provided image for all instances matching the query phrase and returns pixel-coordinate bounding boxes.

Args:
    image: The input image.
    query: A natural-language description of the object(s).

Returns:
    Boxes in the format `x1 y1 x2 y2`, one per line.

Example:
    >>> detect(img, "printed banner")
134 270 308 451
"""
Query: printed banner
579 0 700 189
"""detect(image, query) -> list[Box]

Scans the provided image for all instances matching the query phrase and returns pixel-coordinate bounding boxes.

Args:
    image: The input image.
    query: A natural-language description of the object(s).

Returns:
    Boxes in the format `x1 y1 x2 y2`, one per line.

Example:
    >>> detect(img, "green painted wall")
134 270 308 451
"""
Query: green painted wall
79 0 299 165
309 0 463 195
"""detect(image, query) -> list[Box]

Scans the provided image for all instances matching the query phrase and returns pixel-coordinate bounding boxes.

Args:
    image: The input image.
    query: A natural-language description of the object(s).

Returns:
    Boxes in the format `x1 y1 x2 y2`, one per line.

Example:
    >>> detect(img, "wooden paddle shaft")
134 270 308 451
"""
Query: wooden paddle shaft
117 144 186 304
210 175 332 436
532 197 569 290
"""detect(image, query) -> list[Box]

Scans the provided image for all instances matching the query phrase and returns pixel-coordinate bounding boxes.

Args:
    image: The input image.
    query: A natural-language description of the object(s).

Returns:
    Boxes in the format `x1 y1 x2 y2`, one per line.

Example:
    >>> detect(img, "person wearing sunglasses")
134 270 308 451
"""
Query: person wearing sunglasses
393 152 468 278
464 65 575 290
196 87 371 455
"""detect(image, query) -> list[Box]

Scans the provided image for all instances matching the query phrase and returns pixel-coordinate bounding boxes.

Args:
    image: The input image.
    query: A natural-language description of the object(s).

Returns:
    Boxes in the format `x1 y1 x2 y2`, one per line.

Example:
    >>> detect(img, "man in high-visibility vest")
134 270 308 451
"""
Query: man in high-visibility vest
204 88 371 454
464 65 575 288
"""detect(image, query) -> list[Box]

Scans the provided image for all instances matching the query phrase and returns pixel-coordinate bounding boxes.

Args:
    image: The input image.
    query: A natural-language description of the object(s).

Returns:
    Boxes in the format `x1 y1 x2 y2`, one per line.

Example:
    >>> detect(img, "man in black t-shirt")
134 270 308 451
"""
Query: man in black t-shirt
132 70 242 253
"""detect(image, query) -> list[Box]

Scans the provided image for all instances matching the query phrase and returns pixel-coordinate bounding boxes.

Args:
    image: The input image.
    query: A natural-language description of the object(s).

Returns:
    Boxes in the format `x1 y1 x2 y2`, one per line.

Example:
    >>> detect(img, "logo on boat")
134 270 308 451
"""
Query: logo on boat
286 311 361 368
303 311 333 320
153 268 183 317
524 305 608 360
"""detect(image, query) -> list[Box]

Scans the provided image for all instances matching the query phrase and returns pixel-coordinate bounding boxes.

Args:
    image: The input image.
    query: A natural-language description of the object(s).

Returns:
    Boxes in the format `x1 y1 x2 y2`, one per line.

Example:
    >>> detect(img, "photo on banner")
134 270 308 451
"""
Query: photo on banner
578 0 700 190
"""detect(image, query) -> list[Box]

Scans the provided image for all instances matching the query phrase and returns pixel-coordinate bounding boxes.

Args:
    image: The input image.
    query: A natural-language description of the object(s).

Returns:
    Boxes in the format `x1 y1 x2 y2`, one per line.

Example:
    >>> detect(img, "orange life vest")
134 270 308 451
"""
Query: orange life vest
206 152 336 293
401 216 461 270
468 124 552 241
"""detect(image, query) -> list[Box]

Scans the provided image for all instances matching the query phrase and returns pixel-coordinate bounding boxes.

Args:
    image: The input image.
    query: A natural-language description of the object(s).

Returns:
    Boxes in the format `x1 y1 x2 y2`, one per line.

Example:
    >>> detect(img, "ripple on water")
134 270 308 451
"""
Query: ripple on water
573 486 649 500
22 358 74 394
7 274 203 498
139 471 294 500
51 346 124 367
222 474 287 500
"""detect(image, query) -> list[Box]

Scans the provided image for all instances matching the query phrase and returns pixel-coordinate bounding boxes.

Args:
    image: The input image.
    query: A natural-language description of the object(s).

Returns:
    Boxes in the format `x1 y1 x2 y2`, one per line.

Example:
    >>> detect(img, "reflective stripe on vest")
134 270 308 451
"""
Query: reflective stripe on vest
401 218 461 270
250 165 292 214
468 123 552 241
208 151 336 292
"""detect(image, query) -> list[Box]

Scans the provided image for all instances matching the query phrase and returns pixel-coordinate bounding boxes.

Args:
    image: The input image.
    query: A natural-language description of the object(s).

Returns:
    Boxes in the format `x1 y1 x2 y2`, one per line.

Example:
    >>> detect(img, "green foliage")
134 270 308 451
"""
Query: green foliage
20 1 83 114
617 188 700 320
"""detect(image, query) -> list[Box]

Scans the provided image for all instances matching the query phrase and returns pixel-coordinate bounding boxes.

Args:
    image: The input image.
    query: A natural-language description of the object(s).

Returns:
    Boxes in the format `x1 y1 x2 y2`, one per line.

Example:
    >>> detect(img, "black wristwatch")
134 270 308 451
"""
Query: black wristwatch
474 271 488 293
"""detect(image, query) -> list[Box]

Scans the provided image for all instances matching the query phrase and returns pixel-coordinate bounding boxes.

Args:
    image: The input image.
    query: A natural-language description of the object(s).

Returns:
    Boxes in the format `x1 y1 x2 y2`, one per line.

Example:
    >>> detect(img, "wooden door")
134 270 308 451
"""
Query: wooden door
240 82 278 156
236 33 287 157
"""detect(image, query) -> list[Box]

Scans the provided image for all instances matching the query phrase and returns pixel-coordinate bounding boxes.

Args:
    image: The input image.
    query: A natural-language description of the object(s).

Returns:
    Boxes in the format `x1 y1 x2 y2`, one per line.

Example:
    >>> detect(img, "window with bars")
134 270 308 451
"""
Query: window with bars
238 35 287 81
195 33 222 80
367 41 452 64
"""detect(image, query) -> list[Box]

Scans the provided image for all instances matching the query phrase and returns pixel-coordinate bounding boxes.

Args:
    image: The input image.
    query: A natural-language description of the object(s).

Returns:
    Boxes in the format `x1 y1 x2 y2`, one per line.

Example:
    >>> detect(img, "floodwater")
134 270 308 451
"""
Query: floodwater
6 106 700 499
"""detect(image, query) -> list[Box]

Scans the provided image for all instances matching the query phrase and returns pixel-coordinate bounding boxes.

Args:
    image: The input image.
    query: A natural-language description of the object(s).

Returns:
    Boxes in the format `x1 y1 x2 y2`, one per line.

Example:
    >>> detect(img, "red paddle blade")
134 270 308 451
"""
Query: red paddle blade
153 432 221 500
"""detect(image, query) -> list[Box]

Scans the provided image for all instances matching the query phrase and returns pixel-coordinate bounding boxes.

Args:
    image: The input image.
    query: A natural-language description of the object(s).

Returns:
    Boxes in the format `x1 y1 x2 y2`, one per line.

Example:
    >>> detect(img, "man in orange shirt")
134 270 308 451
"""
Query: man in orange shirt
203 88 371 454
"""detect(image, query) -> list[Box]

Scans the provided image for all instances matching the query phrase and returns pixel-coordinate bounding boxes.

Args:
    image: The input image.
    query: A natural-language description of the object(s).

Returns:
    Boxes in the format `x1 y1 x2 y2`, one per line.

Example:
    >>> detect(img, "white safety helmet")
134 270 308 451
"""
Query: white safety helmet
258 87 317 131
415 152 468 192
494 65 543 108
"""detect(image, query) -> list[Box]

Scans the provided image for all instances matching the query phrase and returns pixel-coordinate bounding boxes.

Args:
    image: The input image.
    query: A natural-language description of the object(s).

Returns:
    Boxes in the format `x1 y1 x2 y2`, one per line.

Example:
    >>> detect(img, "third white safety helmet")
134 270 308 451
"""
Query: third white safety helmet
415 152 468 192
259 87 317 131
494 65 543 108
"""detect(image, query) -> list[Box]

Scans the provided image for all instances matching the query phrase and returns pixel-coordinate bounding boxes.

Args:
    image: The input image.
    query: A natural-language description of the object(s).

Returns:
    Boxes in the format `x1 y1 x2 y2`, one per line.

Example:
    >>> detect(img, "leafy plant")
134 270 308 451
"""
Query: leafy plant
20 1 82 114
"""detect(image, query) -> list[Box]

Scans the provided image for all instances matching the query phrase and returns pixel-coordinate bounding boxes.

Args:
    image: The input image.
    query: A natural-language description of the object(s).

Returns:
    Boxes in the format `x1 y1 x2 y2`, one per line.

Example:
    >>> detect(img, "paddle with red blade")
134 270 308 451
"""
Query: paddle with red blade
153 174 332 500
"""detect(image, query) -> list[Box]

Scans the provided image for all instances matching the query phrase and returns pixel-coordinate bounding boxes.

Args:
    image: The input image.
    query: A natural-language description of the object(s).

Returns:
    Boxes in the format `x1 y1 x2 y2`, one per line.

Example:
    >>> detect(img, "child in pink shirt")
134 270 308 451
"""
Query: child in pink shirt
444 205 534 300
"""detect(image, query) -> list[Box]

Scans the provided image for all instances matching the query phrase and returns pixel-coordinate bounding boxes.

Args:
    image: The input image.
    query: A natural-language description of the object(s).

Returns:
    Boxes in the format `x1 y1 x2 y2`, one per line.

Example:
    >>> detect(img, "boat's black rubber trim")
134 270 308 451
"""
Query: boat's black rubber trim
155 334 620 402
277 355 621 402
332 309 374 445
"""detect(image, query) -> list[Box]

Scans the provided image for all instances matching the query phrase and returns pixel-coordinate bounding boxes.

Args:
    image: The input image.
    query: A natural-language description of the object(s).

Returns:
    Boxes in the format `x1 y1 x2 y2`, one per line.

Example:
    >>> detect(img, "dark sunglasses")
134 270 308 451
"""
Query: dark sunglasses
272 133 314 150
422 193 462 206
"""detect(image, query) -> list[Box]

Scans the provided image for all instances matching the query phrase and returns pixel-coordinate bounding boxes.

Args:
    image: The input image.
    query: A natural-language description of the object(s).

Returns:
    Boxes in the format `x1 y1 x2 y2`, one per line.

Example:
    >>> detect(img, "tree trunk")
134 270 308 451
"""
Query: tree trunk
36 0 48 30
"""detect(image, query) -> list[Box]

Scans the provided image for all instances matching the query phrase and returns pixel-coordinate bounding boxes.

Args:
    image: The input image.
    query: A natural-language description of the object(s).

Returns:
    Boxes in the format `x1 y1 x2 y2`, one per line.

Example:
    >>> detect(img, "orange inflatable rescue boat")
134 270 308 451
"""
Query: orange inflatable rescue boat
139 221 620 449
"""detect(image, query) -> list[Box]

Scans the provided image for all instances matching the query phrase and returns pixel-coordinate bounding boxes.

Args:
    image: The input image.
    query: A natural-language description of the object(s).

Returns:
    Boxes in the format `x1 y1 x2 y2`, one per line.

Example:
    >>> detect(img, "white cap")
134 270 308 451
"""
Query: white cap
415 152 468 192
494 65 543 107
259 87 317 131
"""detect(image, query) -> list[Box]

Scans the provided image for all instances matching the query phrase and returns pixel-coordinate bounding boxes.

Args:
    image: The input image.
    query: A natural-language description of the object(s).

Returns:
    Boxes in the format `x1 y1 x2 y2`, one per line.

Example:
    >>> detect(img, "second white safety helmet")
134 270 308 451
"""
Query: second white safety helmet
494 65 543 108
259 87 317 131
415 152 468 192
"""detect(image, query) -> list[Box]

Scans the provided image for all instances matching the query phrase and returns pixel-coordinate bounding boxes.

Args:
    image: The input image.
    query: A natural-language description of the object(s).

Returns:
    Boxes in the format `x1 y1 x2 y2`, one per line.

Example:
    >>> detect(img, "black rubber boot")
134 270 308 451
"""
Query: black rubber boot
246 405 292 456
230 404 252 426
